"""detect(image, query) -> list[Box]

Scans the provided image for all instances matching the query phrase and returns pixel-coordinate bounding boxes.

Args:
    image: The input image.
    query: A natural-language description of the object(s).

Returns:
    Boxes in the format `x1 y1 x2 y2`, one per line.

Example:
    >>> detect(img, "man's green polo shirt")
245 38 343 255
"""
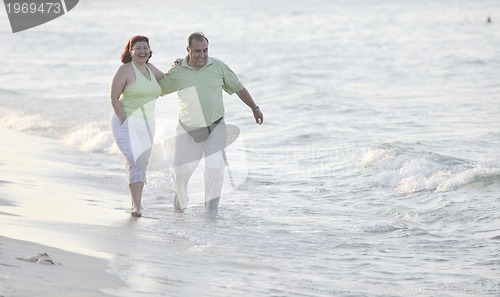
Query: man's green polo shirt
159 56 244 127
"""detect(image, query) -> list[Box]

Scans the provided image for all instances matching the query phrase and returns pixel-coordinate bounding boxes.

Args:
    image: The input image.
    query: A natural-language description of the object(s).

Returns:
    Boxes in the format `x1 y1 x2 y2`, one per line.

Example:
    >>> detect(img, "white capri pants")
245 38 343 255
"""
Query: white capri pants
172 120 226 210
110 113 155 184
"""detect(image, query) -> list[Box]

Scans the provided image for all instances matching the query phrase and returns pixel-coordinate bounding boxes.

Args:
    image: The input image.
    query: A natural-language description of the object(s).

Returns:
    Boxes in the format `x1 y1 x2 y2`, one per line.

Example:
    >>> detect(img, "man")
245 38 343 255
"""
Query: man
160 32 263 213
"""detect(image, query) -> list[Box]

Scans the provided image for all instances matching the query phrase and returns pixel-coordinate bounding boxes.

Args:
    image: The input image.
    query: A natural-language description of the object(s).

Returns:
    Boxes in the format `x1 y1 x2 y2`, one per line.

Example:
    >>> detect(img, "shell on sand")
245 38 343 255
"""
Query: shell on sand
16 252 59 265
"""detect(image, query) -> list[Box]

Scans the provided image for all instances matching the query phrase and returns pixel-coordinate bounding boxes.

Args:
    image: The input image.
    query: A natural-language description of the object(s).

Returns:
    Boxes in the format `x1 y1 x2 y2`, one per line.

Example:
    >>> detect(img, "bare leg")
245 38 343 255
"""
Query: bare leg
130 182 144 217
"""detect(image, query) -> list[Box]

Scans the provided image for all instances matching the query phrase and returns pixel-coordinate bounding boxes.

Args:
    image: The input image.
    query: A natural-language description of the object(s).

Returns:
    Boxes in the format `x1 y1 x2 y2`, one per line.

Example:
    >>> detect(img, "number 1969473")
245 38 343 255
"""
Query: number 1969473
5 2 62 14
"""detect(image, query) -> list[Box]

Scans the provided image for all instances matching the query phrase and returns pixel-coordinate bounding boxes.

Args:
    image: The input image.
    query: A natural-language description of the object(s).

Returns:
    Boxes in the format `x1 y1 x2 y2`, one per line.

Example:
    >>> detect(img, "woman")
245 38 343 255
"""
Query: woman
110 35 165 217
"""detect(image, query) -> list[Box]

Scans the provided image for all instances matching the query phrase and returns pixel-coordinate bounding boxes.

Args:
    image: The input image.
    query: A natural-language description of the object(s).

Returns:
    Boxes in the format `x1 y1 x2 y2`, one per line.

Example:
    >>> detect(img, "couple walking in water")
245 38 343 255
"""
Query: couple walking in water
110 32 263 217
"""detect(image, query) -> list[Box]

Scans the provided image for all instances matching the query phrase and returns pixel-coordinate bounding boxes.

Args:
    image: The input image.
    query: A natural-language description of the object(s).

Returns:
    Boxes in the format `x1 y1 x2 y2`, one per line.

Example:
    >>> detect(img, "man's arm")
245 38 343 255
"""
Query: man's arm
236 88 263 125
158 72 177 96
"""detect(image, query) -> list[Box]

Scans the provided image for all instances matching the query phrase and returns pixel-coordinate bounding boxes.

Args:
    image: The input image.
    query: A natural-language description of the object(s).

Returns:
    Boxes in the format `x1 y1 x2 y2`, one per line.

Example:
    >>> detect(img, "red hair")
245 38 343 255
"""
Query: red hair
120 35 153 64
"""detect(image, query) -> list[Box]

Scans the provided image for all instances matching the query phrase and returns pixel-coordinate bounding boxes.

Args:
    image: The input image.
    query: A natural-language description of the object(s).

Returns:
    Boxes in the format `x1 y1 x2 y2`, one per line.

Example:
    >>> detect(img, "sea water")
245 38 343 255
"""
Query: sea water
0 0 499 296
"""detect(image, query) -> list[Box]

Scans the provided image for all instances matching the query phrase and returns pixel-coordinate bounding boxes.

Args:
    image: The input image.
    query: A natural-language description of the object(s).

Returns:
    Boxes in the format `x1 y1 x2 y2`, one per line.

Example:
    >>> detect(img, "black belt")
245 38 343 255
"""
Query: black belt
179 117 223 143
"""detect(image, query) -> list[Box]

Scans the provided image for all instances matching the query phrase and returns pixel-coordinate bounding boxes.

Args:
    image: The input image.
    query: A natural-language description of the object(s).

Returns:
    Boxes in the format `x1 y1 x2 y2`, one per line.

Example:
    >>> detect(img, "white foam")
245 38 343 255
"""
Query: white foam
435 166 500 192
0 111 54 133
63 122 117 154
0 110 120 155
356 148 393 168
358 147 500 193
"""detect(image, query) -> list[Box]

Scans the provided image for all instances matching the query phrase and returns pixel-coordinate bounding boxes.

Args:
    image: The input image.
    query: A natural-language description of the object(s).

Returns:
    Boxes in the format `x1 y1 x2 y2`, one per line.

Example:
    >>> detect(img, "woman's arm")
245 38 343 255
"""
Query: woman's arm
147 63 166 81
148 59 183 82
110 65 128 123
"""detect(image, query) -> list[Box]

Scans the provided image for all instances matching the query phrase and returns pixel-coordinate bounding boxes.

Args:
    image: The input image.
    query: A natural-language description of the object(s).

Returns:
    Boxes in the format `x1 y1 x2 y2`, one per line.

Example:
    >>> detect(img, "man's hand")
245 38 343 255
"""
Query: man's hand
171 58 183 67
253 107 263 125
235 88 262 125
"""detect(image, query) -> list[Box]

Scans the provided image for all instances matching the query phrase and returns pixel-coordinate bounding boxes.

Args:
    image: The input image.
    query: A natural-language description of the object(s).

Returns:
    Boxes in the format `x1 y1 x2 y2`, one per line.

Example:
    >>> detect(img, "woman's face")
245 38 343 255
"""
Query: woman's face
130 41 150 63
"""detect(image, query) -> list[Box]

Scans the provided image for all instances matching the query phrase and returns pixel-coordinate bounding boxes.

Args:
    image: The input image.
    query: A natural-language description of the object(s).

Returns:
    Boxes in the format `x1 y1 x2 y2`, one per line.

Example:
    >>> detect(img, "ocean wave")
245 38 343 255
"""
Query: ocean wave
62 122 117 154
0 110 55 134
357 145 500 193
0 110 118 154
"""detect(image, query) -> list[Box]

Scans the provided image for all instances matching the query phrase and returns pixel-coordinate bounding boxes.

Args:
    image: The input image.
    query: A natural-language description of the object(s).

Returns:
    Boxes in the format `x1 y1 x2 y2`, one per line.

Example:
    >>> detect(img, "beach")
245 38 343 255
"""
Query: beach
0 126 128 296
1 0 499 296
0 236 123 297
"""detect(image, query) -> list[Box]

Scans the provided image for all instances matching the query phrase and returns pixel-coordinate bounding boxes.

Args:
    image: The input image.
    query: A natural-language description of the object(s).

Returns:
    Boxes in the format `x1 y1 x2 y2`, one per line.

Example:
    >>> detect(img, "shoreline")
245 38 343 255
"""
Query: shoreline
0 126 128 296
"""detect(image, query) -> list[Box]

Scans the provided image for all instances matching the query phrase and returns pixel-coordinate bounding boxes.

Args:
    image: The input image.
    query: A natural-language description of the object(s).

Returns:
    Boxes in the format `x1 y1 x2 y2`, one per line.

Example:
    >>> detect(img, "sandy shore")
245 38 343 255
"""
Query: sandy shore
0 127 127 296
0 236 124 297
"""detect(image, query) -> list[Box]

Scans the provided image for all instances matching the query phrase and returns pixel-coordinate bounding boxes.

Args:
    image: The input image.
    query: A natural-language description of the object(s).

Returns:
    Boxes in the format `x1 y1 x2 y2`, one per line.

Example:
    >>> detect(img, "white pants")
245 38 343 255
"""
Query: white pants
110 113 155 184
172 121 226 210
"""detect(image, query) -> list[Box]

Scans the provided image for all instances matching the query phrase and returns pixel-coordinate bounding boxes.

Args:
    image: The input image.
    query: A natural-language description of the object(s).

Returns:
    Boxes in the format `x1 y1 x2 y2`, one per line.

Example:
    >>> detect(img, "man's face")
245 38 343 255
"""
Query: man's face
187 38 208 69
